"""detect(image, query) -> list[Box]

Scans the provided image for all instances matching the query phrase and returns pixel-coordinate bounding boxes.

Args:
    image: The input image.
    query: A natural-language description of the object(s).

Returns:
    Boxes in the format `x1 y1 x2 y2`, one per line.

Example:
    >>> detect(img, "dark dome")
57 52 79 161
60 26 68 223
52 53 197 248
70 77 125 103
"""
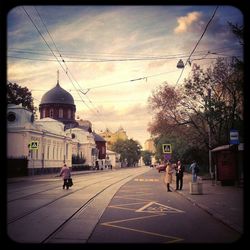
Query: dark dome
40 83 74 105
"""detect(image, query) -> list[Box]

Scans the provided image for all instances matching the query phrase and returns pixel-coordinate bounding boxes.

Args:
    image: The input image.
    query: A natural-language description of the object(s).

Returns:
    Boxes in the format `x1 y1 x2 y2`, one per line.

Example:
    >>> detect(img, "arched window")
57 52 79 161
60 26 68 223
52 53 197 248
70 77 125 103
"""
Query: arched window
59 108 63 118
42 109 46 118
67 109 71 119
49 109 53 118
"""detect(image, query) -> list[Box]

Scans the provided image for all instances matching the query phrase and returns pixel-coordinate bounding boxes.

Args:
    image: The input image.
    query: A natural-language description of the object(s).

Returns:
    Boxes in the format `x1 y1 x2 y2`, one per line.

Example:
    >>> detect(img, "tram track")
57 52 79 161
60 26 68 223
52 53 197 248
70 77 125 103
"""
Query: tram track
7 167 150 243
41 174 133 243
7 175 118 224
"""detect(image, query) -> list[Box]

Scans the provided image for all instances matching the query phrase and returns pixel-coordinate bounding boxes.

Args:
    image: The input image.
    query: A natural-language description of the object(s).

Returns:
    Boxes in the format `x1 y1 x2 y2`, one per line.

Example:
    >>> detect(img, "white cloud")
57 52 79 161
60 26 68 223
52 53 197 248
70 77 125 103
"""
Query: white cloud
7 6 243 147
174 11 202 34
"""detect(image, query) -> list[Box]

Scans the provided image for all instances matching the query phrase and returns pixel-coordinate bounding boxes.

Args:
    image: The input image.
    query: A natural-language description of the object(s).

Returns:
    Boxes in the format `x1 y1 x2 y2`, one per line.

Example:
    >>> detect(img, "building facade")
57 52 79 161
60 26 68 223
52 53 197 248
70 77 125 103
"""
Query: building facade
99 127 128 150
7 76 123 176
7 104 72 176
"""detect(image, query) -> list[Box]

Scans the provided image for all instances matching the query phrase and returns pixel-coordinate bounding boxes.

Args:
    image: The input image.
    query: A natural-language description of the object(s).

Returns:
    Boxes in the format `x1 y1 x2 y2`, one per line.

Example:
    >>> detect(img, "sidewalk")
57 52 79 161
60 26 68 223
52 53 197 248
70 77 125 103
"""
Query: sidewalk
173 173 244 235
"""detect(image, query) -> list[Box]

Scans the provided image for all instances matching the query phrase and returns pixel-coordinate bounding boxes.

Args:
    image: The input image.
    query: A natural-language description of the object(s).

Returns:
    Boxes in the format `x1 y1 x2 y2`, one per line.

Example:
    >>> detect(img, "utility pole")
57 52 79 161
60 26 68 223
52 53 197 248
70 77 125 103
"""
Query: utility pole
207 88 212 179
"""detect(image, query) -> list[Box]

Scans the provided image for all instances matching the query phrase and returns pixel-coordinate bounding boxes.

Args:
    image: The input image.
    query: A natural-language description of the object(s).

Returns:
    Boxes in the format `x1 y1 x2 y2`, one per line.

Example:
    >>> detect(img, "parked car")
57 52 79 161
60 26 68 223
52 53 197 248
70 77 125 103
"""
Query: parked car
156 164 166 172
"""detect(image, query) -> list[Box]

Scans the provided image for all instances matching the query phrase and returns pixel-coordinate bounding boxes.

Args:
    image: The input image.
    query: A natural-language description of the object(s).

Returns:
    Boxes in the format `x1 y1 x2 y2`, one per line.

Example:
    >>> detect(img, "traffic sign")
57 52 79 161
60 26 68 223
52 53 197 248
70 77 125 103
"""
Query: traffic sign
230 129 239 145
162 144 172 154
29 141 39 150
164 154 172 160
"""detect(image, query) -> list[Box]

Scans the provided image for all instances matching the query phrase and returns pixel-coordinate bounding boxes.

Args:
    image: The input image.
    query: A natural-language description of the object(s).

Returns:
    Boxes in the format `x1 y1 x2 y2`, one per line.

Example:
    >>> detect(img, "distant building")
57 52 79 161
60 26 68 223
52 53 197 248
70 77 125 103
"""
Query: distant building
106 150 121 169
144 138 156 153
99 127 128 149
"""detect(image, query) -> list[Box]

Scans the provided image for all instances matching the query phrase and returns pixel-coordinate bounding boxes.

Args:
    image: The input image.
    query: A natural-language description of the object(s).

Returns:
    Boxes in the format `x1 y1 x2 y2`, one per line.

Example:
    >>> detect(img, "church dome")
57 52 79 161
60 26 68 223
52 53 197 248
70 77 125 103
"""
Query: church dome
40 82 74 105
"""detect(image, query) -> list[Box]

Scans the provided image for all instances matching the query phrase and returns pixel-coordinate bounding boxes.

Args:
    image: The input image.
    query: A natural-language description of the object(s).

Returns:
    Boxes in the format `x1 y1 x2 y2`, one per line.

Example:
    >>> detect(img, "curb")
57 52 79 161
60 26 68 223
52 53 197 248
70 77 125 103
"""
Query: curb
175 186 243 235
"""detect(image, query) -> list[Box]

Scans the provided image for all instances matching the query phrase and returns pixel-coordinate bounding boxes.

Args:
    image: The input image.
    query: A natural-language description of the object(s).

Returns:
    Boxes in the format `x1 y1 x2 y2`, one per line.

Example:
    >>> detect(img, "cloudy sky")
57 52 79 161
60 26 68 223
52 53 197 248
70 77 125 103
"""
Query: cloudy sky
7 5 243 148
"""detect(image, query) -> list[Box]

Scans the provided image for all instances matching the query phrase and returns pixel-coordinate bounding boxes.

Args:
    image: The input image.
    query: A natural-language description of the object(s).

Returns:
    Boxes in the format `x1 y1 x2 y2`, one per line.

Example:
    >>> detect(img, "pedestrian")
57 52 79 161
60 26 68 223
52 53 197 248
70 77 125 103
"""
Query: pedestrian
59 162 71 190
175 160 185 190
165 161 174 192
189 160 199 182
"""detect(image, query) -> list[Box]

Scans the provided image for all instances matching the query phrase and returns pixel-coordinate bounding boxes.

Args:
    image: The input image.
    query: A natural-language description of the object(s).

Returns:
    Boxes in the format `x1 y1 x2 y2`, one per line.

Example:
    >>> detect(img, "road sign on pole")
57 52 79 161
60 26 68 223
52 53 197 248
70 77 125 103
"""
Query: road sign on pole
164 154 172 160
162 144 172 154
230 129 239 145
29 141 39 150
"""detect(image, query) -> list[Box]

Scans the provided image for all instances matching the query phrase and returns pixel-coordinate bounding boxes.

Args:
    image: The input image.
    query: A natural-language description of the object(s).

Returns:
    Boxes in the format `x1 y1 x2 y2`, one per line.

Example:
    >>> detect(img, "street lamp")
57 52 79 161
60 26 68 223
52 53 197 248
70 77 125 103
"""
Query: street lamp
177 59 185 69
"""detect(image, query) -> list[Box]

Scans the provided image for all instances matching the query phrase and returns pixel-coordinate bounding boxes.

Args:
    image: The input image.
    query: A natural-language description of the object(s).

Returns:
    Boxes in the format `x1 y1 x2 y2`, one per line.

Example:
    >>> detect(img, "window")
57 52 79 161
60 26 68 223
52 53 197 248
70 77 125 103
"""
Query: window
59 108 63 118
47 146 50 159
67 109 71 119
66 144 68 160
7 112 16 122
42 109 46 118
49 109 53 118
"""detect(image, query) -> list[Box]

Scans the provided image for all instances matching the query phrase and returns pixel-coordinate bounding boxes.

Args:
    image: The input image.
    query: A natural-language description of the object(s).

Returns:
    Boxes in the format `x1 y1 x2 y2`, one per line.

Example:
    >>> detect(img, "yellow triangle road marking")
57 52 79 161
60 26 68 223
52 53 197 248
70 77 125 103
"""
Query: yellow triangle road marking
136 201 185 214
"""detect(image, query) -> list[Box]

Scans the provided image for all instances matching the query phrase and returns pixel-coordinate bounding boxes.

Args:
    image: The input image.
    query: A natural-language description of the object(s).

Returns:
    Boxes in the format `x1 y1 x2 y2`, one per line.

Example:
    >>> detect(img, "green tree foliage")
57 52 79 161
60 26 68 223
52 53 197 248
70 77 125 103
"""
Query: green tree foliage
111 139 142 167
7 82 37 113
141 150 152 166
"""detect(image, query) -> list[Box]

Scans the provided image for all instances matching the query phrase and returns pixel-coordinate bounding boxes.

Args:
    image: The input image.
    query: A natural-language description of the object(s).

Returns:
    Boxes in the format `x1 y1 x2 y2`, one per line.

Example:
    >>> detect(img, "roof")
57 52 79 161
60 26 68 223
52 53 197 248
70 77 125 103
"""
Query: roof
40 82 75 105
92 132 106 142
211 144 244 152
211 145 231 152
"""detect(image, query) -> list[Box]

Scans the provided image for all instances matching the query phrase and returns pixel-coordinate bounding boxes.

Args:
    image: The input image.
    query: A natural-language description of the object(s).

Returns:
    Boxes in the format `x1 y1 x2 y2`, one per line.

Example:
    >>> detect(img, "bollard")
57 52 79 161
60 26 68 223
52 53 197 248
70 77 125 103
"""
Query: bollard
189 178 203 195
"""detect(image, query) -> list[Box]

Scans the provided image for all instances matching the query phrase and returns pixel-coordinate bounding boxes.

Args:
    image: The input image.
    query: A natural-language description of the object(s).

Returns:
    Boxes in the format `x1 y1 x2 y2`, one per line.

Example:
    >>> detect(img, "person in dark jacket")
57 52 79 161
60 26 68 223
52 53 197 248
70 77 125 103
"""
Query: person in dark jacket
175 160 185 190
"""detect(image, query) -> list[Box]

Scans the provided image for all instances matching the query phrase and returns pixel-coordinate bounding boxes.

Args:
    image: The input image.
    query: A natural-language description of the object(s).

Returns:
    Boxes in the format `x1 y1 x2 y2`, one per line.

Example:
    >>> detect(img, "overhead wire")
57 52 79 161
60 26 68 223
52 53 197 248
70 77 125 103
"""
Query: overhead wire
174 5 219 88
8 46 241 63
32 6 108 128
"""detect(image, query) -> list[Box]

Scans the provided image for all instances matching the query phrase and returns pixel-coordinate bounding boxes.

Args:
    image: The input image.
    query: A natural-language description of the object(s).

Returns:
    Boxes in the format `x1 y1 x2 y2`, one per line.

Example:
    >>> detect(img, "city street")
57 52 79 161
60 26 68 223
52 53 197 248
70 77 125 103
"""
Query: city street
6 166 242 244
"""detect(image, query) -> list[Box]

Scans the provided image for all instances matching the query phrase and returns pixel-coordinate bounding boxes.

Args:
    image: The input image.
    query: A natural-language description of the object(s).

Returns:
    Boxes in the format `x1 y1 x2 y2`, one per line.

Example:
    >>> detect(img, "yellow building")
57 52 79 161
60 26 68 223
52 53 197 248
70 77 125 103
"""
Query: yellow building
144 138 156 153
99 127 128 150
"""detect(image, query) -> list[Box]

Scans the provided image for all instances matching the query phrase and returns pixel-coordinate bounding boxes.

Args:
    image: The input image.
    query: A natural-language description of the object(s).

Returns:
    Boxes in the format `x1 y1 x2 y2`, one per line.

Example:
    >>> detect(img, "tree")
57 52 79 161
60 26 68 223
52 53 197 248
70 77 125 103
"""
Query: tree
147 22 244 172
141 150 152 166
7 82 37 114
111 139 142 167
148 55 244 149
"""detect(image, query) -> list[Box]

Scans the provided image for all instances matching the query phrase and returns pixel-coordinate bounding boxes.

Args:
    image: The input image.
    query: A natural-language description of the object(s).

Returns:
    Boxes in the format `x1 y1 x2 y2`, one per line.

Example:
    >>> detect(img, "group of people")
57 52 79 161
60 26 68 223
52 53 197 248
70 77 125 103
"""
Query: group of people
164 160 199 192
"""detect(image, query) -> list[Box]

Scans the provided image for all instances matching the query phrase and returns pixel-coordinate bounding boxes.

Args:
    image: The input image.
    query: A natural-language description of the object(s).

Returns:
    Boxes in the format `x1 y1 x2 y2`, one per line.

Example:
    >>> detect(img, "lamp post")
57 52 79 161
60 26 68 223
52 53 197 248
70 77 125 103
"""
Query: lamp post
207 88 212 179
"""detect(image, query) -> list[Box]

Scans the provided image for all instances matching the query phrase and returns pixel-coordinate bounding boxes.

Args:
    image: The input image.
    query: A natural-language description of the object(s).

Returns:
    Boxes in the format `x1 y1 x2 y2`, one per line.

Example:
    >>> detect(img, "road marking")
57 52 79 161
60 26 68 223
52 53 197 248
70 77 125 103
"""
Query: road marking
101 214 183 243
108 201 151 211
35 179 59 181
136 201 185 214
100 184 184 242
134 178 159 182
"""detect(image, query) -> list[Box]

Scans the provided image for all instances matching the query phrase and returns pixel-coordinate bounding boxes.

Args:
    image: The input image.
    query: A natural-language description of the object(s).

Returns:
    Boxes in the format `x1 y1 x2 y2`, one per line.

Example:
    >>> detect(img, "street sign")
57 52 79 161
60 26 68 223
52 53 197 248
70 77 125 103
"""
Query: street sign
162 144 172 154
29 141 39 150
164 154 172 160
230 129 239 145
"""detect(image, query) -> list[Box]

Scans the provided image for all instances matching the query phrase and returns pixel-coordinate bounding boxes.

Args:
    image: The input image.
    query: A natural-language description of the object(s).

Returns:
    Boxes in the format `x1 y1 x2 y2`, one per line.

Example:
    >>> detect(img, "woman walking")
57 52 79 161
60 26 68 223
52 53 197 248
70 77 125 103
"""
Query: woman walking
59 163 71 190
165 161 174 192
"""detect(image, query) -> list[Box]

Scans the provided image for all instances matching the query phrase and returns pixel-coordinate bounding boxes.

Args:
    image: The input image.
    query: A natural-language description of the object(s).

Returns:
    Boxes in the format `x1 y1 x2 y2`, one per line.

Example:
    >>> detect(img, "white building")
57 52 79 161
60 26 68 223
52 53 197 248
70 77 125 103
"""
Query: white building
7 76 121 176
67 127 96 167
7 104 72 175
106 150 121 169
